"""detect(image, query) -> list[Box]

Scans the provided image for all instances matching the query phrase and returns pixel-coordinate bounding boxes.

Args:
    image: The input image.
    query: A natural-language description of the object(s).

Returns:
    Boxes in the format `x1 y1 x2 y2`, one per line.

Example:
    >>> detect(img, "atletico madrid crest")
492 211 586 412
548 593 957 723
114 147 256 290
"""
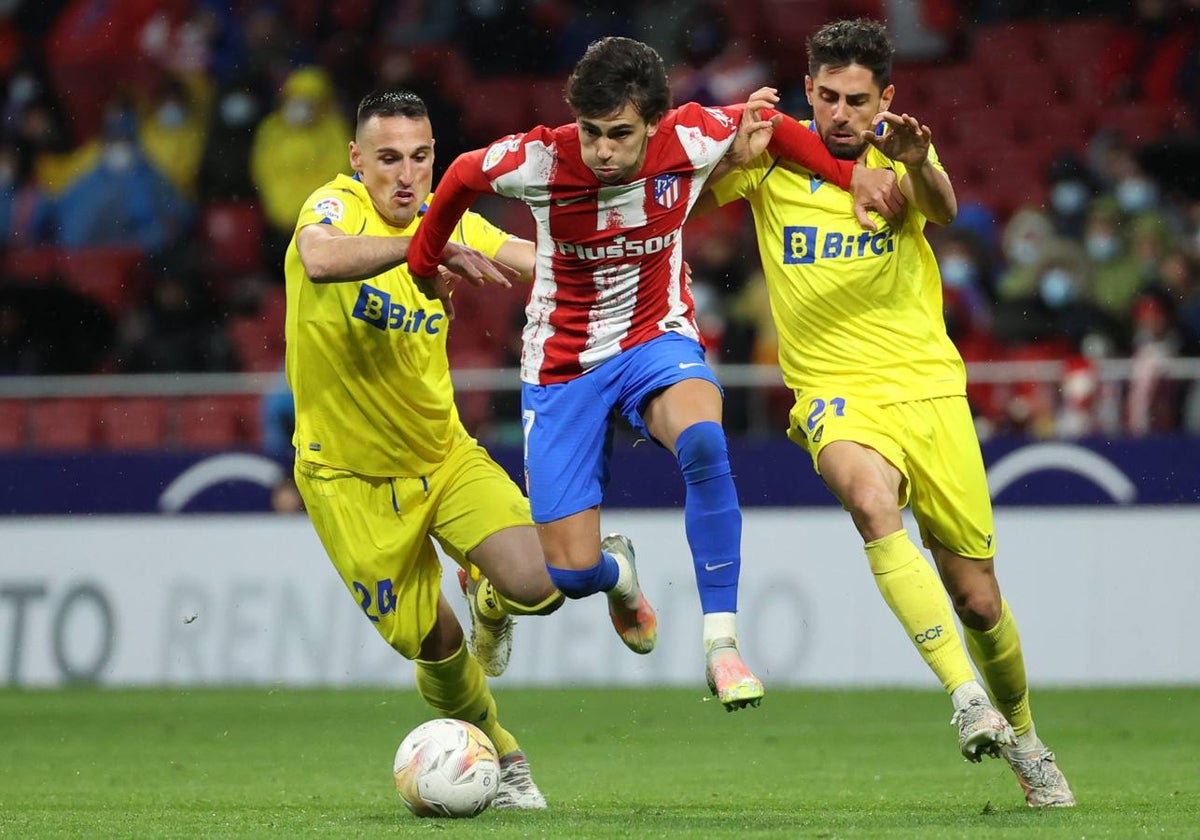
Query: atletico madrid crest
653 174 680 209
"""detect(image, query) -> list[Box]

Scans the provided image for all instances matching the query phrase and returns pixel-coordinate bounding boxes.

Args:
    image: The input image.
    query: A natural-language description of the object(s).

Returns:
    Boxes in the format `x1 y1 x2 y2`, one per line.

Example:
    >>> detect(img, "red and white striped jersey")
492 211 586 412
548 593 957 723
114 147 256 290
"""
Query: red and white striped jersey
407 102 856 384
489 102 737 384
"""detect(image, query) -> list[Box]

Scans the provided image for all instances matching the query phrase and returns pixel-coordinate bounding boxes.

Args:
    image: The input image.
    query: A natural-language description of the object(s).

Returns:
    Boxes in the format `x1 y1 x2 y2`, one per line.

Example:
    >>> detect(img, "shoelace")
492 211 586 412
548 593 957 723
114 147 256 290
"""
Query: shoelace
1012 750 1059 786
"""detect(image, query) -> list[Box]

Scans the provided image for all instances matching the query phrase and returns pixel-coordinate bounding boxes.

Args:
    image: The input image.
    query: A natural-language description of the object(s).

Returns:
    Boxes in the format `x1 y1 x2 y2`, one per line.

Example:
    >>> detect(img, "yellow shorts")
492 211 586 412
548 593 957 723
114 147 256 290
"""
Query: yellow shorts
294 438 533 659
787 393 996 559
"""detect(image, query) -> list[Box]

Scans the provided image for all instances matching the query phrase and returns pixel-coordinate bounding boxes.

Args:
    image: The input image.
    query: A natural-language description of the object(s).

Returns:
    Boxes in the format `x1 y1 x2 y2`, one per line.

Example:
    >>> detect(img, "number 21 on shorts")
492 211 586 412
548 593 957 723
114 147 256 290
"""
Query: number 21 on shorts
806 396 846 432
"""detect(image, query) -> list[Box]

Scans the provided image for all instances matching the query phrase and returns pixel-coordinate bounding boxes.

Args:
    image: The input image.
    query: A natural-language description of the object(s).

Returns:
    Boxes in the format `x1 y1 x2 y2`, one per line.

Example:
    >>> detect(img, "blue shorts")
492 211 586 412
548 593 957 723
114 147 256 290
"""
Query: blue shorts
521 333 721 523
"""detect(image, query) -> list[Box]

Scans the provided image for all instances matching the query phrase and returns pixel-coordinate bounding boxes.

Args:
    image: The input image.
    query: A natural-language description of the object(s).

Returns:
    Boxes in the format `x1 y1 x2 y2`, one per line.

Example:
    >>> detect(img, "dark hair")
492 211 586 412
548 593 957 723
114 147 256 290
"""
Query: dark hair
806 19 894 88
566 37 671 122
356 90 428 129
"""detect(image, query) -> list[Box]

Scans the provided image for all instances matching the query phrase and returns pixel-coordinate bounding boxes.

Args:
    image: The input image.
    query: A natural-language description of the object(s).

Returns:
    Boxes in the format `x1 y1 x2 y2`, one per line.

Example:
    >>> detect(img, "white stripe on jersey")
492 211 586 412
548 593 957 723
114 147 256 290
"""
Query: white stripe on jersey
491 140 556 383
579 262 638 369
675 122 732 172
597 182 648 230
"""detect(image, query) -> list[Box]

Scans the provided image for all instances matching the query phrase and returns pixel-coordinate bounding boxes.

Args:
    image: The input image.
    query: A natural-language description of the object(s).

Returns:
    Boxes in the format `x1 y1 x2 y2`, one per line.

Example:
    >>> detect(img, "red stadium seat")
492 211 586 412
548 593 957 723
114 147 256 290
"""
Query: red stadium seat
460 77 535 143
971 20 1047 66
228 313 286 373
56 247 145 317
0 400 26 449
178 395 255 450
201 201 265 278
527 78 573 128
27 398 100 450
2 248 59 285
97 397 170 450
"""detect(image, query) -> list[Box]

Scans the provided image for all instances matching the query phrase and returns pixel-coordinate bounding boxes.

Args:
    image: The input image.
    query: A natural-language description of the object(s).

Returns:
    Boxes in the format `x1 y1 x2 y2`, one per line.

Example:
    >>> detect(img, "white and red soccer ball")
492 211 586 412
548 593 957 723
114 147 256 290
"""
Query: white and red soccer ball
392 719 499 818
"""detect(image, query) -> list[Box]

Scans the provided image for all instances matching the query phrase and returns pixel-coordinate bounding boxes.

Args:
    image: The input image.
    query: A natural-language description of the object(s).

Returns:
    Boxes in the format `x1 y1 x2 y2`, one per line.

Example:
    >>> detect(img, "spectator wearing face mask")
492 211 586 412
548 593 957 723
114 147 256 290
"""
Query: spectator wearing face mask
138 71 213 198
55 97 192 255
933 228 993 337
1083 196 1144 320
1045 154 1099 240
199 80 265 203
994 206 1055 302
249 66 351 273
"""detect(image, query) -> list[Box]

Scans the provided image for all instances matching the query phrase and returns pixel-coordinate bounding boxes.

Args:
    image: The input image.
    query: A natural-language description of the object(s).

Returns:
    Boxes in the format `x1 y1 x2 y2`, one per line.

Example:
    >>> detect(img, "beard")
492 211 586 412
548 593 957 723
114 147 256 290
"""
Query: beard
828 139 866 160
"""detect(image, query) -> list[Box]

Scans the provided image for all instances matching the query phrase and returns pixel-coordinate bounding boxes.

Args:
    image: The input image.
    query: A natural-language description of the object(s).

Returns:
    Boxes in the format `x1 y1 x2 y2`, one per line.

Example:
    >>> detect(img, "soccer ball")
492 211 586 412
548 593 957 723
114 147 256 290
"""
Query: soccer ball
392 718 500 818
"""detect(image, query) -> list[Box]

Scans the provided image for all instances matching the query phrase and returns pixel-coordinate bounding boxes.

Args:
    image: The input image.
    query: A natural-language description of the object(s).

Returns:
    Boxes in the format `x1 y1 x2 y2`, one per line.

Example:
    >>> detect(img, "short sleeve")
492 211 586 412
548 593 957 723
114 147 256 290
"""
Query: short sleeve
451 210 513 259
294 186 366 235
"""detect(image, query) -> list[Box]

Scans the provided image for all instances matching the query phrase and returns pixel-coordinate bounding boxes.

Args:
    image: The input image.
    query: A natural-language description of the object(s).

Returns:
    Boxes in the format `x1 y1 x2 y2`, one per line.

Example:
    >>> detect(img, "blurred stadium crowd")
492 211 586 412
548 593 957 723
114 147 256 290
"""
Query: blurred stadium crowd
2 0 1200 451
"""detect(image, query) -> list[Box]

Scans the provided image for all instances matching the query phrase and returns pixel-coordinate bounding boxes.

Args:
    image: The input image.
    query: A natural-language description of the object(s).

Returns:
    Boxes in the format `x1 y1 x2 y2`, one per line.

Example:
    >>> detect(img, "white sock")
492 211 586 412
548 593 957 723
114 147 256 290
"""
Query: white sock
703 612 737 651
1012 725 1040 751
607 551 638 606
951 680 988 711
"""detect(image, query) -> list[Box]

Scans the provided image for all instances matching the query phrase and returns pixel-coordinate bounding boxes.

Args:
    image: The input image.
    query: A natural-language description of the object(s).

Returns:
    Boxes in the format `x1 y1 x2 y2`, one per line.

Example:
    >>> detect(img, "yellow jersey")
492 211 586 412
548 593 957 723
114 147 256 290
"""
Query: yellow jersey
710 121 965 404
284 173 512 476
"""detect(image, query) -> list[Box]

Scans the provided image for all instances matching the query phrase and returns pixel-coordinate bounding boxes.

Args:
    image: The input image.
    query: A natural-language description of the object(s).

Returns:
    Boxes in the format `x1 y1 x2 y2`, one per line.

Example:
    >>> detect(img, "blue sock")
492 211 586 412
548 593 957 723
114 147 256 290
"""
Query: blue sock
546 553 620 599
677 421 741 614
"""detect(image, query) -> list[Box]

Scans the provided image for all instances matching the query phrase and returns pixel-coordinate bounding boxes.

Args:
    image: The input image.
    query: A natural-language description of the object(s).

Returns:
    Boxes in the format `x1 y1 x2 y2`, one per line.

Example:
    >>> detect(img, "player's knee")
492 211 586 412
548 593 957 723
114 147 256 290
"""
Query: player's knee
842 482 896 524
951 588 1001 631
676 421 730 484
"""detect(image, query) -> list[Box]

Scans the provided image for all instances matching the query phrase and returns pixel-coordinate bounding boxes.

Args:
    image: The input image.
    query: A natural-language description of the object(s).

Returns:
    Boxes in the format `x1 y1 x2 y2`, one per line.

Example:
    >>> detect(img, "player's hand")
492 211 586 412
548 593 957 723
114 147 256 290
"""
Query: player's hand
849 165 905 231
410 267 461 319
861 111 932 168
721 87 784 171
411 242 519 319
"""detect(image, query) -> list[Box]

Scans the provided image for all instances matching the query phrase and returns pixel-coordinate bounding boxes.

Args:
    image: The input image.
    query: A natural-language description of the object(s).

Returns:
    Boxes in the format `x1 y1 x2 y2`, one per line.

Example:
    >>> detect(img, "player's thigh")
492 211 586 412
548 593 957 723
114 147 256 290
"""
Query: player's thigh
428 438 551 598
616 333 723 448
521 378 613 523
787 389 911 507
294 459 443 660
901 397 997 559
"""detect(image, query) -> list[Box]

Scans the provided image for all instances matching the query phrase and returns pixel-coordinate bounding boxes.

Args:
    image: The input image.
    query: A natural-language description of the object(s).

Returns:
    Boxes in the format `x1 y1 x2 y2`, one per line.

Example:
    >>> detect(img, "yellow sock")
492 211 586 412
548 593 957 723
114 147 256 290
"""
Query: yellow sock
866 529 976 693
414 641 519 757
496 589 564 617
964 599 1032 735
467 565 564 619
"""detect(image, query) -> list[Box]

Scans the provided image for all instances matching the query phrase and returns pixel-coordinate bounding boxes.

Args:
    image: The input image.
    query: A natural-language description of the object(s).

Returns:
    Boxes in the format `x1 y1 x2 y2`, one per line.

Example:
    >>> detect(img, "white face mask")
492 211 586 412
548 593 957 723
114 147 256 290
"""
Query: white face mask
1039 268 1079 309
102 142 136 172
1051 181 1089 215
940 255 977 288
1007 237 1040 267
220 93 258 127
156 101 187 129
1085 232 1120 262
282 99 316 126
1116 178 1157 213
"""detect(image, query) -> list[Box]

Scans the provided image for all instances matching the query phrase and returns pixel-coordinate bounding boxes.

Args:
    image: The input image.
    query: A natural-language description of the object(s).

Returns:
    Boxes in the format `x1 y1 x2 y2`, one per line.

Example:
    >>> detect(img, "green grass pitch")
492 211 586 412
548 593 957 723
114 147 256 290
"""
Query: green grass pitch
1 686 1197 838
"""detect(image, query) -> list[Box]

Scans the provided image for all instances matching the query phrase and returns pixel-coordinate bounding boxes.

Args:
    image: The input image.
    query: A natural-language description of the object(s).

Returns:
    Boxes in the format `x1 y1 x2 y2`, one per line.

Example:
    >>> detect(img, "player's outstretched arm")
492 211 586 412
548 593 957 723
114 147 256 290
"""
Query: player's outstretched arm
297 223 411 283
862 111 956 225
407 148 504 287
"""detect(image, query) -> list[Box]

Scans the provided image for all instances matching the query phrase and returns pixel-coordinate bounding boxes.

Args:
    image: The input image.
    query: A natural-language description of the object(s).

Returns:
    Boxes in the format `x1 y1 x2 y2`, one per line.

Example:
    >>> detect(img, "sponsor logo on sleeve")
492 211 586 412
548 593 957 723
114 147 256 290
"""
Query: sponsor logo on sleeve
313 196 344 222
482 136 523 172
703 107 736 130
